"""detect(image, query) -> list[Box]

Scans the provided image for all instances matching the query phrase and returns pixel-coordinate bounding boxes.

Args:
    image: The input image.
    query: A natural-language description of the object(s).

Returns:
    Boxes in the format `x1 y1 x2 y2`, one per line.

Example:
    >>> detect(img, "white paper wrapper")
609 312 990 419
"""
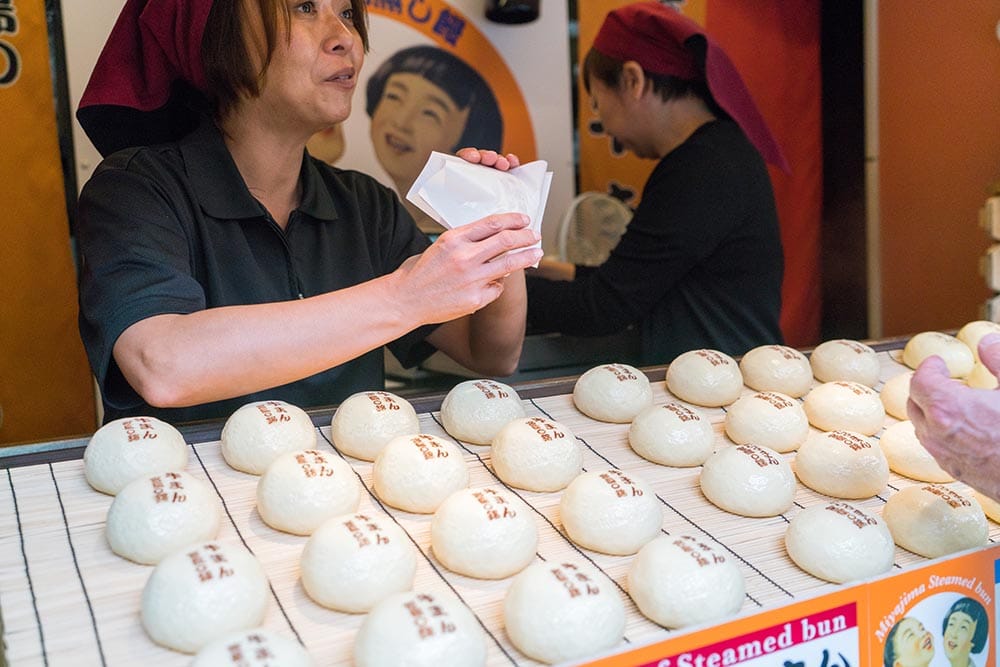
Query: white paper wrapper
406 152 551 262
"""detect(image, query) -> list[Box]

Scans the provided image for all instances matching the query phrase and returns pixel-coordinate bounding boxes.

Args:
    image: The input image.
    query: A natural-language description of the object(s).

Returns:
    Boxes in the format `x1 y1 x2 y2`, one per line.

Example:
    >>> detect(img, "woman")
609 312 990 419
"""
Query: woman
941 597 988 667
365 45 503 234
75 0 539 424
526 1 787 365
884 617 935 667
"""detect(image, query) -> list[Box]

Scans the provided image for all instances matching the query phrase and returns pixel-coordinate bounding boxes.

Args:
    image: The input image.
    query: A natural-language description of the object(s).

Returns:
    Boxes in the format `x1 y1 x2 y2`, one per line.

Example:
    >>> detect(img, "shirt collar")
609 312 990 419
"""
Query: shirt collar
180 116 340 223
298 154 340 221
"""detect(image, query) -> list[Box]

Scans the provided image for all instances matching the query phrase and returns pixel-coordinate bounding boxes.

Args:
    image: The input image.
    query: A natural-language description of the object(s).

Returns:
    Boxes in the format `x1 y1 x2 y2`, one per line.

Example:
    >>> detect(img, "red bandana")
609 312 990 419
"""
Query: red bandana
593 1 789 173
77 0 214 156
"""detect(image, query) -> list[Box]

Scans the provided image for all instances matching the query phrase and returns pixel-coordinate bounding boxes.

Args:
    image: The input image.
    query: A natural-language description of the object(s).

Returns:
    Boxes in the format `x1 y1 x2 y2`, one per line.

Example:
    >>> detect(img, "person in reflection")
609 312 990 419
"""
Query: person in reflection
365 45 504 235
74 0 538 424
884 617 935 667
526 1 788 365
940 597 988 667
908 333 1000 502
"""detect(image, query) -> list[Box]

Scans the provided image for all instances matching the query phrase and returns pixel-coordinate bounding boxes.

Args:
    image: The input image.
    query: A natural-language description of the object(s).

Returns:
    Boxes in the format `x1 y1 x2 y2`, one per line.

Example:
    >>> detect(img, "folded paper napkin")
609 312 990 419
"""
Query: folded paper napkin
406 152 551 257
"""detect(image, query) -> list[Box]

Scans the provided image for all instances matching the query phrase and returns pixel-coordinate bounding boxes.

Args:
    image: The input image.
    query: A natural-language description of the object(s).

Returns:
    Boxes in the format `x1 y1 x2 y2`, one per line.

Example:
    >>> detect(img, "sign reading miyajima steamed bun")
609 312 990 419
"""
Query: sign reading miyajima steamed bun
338 0 574 241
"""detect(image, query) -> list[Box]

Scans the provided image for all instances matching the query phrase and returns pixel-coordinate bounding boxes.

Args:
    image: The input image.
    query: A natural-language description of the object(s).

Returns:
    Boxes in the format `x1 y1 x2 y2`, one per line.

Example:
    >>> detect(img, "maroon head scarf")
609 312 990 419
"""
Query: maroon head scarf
593 1 790 173
77 0 214 157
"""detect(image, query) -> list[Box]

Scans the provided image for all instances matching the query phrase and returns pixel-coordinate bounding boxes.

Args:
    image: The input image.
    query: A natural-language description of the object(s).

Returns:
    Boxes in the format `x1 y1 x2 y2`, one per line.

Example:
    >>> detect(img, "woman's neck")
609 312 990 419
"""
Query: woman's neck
219 109 308 229
653 95 717 158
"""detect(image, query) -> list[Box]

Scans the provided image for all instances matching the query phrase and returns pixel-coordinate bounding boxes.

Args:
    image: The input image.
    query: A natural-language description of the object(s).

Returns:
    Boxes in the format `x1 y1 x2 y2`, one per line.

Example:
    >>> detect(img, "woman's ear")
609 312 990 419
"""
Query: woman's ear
621 61 647 101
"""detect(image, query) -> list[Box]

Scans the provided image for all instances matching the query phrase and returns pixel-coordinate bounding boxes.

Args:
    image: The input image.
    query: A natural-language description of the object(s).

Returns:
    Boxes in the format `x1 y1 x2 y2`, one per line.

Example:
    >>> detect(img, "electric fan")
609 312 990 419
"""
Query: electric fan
557 192 633 266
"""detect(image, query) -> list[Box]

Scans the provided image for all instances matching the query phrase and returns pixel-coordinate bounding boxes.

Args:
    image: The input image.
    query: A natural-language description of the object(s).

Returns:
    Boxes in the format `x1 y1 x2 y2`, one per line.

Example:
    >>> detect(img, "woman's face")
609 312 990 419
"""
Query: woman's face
893 618 935 666
369 72 471 189
943 611 977 663
250 0 365 135
587 75 634 153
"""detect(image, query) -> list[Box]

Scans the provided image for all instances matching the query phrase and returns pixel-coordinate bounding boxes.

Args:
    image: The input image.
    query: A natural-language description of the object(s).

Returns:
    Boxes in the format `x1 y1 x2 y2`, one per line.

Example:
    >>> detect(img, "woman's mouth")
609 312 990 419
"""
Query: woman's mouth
324 67 356 87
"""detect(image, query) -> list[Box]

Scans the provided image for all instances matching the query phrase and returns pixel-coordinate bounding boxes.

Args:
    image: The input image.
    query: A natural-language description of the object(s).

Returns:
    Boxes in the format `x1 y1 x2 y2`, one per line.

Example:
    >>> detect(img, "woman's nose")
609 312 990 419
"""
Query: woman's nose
322 12 355 53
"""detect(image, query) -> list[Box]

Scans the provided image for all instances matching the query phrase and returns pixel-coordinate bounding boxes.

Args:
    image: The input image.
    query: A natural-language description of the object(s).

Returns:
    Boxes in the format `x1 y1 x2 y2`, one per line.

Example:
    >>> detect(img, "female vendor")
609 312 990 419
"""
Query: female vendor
75 0 540 423
527 1 788 365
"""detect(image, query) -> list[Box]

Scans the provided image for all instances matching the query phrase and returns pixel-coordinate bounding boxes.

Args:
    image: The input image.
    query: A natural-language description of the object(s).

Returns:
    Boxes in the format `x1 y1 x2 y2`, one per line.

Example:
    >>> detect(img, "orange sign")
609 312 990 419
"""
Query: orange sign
577 545 999 667
1 0 96 442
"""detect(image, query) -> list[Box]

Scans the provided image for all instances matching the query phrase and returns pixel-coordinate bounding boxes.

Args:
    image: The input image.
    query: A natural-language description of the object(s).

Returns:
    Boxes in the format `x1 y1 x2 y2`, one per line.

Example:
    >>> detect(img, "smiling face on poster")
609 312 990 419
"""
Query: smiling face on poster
881 593 991 667
334 0 573 244
364 43 502 232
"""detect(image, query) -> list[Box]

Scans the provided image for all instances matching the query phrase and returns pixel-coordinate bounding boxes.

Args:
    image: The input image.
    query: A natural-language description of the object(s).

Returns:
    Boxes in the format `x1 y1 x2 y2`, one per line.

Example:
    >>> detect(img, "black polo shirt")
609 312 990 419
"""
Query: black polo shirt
77 117 435 424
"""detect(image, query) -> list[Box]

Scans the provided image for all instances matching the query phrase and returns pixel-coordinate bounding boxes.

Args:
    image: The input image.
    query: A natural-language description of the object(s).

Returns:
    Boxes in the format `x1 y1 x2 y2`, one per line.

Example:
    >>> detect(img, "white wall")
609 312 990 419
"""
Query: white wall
62 0 127 193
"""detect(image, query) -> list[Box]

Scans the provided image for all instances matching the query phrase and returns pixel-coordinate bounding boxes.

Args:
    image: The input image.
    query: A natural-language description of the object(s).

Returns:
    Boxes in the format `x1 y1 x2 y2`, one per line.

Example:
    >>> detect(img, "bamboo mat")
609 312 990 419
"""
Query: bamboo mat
1 350 998 667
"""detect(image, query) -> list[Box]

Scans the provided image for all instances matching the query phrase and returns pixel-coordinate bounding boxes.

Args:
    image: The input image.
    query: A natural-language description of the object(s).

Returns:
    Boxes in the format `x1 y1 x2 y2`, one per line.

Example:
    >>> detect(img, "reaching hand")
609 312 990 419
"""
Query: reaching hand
456 147 521 172
908 333 1000 501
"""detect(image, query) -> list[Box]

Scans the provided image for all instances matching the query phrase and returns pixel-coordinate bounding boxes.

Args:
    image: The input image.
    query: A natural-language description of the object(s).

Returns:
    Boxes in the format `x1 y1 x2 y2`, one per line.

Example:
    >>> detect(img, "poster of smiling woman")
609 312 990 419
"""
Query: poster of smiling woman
335 0 574 241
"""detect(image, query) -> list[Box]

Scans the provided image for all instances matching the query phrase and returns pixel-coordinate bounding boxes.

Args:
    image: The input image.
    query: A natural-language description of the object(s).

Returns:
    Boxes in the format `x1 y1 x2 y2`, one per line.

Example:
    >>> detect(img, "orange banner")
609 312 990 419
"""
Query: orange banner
0 0 96 443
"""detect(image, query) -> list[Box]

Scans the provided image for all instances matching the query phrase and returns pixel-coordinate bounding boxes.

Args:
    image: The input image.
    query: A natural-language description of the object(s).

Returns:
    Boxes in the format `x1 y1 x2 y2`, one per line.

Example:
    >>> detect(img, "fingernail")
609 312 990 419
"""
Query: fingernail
521 214 531 226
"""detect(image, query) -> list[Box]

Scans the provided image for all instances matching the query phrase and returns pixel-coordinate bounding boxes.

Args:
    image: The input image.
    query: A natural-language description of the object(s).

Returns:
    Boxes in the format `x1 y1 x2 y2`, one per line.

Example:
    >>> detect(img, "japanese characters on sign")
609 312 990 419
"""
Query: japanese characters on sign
367 0 468 46
0 0 18 86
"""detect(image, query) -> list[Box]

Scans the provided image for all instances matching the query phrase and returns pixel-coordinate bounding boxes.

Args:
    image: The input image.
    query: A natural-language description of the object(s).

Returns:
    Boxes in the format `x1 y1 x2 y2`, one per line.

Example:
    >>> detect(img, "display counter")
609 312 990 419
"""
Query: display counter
1 338 997 666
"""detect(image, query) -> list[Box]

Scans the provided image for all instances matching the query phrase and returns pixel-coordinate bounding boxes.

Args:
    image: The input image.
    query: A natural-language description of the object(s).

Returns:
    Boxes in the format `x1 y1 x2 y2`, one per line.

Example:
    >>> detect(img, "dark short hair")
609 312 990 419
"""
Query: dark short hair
202 0 370 120
883 620 903 667
581 46 724 118
365 45 503 151
942 597 989 654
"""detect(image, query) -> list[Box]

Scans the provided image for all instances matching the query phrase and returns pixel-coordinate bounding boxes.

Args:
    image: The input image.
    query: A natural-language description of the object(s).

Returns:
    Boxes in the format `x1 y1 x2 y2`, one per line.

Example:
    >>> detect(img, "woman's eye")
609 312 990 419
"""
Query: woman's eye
296 1 315 14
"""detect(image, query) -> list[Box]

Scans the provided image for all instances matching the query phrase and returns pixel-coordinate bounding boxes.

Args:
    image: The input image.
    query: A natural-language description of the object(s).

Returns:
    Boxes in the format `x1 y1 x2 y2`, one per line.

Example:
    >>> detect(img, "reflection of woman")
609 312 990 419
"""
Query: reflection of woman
525 3 786 365
941 597 988 667
366 45 503 234
884 617 935 667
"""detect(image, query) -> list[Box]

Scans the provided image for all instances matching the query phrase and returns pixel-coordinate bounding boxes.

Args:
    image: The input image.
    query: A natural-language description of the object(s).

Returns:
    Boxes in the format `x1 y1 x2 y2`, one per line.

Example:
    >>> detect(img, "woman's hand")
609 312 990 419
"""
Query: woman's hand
456 147 521 172
389 212 541 325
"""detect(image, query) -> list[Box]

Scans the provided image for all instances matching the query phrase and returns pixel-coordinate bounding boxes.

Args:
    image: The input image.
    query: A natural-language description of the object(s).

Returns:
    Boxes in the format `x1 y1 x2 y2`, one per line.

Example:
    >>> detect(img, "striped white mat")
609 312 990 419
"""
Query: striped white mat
1 350 997 666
